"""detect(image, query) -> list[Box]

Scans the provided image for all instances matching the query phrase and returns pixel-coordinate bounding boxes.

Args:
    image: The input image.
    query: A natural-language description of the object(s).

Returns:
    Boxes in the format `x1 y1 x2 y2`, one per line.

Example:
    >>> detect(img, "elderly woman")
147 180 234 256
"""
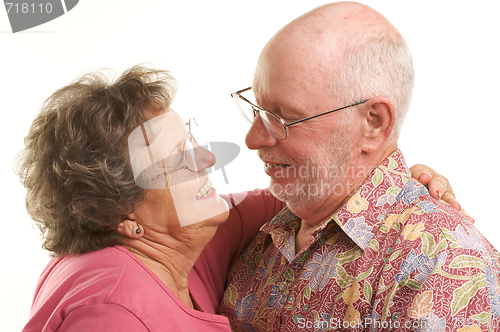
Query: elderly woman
18 66 284 331
18 65 460 331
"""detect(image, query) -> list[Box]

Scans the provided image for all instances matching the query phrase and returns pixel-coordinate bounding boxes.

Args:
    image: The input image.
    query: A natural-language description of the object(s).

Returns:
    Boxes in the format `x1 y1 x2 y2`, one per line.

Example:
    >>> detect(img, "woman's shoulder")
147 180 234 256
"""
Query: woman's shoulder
25 246 231 331
24 247 149 331
35 246 140 304
33 246 176 314
48 246 133 280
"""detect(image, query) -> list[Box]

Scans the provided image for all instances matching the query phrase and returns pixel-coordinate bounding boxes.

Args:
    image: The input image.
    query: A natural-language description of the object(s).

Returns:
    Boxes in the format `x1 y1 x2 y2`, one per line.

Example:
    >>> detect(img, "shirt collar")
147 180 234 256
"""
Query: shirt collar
261 149 415 251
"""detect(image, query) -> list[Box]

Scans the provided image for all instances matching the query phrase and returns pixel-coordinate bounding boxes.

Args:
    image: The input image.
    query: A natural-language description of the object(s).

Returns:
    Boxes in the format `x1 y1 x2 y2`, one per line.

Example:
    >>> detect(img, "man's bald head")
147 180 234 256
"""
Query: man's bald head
254 1 414 139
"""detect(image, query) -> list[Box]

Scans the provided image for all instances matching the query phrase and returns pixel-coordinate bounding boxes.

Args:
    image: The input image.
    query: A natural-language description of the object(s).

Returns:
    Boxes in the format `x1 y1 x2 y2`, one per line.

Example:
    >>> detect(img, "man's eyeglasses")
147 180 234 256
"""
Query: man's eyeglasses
231 87 368 140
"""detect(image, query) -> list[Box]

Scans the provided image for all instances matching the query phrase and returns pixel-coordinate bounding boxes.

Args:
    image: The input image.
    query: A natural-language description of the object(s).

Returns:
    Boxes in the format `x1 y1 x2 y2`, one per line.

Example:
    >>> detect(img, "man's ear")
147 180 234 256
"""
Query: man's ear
117 213 143 239
358 97 395 153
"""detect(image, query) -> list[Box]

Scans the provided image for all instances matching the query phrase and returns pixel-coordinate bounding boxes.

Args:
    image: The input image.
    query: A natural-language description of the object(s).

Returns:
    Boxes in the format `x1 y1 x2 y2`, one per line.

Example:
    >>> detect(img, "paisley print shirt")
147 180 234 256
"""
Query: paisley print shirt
220 150 500 331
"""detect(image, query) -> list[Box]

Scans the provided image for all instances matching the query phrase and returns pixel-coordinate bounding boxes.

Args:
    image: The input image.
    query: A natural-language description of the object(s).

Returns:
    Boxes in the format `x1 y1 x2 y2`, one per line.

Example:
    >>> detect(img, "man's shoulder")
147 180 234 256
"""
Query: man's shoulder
396 186 473 232
385 189 499 270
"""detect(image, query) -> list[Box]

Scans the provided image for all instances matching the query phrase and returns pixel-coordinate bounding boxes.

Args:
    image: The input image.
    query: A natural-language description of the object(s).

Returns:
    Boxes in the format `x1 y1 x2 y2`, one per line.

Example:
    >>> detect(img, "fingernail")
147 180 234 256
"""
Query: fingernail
462 210 475 224
436 190 442 199
454 200 462 211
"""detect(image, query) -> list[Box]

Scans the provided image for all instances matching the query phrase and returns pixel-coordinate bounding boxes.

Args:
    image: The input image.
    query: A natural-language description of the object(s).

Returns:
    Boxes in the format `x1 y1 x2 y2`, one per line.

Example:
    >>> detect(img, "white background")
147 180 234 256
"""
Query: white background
1 1 499 330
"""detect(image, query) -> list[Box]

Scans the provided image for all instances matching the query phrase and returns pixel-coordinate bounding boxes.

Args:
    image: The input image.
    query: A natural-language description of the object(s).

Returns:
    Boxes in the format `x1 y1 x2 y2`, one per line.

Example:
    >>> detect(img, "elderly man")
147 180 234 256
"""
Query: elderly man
220 2 500 331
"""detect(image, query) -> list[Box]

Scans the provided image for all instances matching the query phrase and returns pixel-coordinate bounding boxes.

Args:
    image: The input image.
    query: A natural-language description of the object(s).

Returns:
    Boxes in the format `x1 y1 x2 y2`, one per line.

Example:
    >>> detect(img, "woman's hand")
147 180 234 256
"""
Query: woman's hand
411 164 474 223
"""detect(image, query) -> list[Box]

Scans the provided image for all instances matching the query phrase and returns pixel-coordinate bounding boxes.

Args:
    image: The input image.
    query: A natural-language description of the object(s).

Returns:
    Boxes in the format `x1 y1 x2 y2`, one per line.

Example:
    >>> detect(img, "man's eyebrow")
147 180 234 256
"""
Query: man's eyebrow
277 106 304 119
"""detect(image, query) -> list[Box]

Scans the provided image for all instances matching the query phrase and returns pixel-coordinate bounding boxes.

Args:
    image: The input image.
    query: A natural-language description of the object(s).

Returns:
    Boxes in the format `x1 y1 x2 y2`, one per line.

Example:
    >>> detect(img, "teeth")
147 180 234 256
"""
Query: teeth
265 163 289 167
196 180 213 200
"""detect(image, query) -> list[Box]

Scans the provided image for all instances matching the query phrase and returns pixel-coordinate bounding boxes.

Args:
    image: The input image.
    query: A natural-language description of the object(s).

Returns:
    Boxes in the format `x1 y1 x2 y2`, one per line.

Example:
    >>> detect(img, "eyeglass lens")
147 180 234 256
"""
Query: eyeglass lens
233 93 286 139
232 93 254 123
184 139 198 172
259 111 286 139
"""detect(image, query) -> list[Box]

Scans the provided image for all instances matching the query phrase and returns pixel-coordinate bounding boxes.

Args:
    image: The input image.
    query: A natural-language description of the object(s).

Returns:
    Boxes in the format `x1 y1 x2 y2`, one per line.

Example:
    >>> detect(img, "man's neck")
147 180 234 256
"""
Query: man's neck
292 147 397 253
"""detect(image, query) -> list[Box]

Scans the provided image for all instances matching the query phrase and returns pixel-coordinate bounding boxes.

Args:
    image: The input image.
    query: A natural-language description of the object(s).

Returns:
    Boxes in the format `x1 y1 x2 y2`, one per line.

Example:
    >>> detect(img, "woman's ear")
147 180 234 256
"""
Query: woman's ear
117 214 143 239
358 97 395 153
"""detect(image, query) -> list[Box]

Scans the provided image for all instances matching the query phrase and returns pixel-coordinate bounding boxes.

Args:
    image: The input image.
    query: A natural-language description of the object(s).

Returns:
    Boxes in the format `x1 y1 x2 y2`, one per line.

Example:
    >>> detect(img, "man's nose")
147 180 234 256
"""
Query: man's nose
245 113 278 150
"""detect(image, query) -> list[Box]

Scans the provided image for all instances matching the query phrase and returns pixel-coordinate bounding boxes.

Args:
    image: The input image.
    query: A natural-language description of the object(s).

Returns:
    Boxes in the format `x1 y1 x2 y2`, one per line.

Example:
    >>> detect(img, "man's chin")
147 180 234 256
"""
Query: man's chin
269 185 289 202
269 180 306 206
269 177 334 208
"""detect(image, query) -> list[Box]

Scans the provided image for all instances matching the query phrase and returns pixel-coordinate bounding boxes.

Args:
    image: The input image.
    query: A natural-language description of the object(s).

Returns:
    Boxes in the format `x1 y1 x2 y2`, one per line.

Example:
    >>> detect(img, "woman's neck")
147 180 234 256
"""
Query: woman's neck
124 224 217 308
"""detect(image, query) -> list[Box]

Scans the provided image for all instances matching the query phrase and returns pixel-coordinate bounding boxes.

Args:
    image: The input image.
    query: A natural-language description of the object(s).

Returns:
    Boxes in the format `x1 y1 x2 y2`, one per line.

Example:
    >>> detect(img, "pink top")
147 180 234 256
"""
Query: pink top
22 189 285 332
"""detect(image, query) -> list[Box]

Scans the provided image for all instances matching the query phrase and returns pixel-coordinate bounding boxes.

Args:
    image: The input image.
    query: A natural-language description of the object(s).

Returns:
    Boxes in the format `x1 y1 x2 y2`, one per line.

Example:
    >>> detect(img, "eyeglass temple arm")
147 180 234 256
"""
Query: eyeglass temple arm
285 99 369 127
141 123 170 183
140 123 156 165
232 87 252 97
232 88 368 127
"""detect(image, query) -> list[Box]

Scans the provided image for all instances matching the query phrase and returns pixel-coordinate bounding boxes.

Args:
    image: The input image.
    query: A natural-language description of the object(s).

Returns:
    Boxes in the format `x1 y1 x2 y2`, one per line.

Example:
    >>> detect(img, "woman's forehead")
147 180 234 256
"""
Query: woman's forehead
145 110 185 139
128 110 188 184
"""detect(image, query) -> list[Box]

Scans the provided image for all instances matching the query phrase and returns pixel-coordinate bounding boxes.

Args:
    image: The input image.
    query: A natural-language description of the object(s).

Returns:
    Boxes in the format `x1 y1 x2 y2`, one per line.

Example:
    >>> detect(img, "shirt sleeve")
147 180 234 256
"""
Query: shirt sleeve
57 304 148 332
373 233 499 331
387 263 495 331
222 188 286 265
196 188 285 302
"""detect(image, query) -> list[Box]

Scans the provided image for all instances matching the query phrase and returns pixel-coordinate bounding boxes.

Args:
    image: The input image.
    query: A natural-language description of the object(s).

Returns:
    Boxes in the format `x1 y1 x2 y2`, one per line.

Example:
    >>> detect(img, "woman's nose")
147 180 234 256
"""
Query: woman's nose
196 144 216 171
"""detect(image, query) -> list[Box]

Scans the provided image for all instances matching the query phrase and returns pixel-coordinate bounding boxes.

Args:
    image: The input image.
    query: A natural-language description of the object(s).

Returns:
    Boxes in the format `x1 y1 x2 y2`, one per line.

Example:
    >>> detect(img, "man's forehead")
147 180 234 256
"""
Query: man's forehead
253 65 333 115
255 40 339 90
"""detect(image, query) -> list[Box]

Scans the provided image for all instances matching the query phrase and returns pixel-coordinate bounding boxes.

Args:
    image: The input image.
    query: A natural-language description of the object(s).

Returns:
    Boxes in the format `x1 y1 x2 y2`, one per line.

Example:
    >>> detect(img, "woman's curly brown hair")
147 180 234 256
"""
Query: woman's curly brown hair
15 65 177 256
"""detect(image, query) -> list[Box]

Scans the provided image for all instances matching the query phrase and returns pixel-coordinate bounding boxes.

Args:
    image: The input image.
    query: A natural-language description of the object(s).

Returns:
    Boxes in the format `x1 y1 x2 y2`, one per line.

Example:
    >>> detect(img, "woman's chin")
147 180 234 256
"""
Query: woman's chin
201 193 230 225
178 190 229 228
